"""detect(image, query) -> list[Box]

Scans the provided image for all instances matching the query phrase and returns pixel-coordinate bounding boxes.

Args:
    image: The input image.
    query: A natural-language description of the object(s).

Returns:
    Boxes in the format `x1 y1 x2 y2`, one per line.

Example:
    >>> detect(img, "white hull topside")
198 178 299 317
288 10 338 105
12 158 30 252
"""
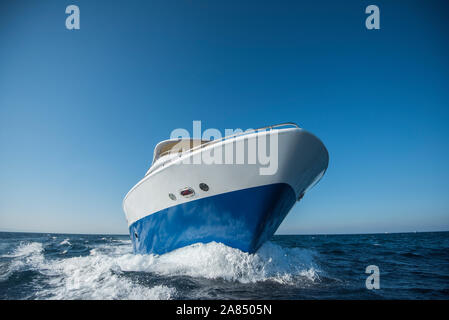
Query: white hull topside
123 127 329 227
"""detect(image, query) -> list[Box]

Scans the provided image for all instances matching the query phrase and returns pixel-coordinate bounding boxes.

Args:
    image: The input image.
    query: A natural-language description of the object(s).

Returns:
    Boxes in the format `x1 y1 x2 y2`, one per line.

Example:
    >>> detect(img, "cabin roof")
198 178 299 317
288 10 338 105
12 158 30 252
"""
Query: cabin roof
152 139 210 164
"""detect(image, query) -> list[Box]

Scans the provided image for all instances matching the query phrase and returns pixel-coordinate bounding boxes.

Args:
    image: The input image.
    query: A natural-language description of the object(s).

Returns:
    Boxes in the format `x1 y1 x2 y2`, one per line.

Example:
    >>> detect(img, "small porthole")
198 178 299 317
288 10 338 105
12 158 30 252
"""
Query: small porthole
169 193 176 201
199 183 209 192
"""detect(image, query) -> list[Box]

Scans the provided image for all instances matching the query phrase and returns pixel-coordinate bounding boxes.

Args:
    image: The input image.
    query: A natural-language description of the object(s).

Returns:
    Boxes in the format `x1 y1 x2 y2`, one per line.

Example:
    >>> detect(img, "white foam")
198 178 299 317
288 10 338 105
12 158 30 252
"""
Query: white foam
117 241 320 284
112 239 132 244
4 242 44 258
3 239 320 299
3 242 45 268
3 241 175 300
37 253 175 300
59 239 71 245
0 242 45 281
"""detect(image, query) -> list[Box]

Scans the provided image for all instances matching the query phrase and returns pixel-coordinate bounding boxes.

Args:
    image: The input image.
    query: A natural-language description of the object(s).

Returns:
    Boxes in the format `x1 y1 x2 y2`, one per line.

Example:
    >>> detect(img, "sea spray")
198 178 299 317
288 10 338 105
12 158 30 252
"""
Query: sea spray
116 241 320 284
3 232 444 299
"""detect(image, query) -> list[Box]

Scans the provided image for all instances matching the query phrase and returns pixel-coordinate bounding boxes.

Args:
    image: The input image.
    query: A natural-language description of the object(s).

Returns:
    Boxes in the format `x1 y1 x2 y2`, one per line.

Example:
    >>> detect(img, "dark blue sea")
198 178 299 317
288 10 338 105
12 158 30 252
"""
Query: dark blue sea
0 231 448 300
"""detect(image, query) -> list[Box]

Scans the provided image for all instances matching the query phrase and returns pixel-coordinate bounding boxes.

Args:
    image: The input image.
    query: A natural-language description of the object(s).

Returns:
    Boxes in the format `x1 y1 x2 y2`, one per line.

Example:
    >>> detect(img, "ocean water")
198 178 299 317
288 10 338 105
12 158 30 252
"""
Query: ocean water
0 231 448 300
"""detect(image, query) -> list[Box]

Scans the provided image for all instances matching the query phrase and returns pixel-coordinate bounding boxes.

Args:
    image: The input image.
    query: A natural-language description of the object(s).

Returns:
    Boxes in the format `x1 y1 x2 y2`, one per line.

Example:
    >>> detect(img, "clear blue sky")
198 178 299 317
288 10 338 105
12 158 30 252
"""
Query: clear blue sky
1 0 448 235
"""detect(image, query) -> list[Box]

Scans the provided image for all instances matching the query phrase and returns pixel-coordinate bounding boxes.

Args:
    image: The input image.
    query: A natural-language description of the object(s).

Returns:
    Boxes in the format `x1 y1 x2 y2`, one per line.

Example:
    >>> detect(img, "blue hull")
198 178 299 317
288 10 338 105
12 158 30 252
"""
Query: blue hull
129 183 296 255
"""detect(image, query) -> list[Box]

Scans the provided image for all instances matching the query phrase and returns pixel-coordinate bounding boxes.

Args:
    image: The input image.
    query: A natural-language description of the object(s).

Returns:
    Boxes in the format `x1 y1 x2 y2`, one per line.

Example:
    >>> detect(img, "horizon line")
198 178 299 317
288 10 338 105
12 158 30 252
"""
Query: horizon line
0 229 448 237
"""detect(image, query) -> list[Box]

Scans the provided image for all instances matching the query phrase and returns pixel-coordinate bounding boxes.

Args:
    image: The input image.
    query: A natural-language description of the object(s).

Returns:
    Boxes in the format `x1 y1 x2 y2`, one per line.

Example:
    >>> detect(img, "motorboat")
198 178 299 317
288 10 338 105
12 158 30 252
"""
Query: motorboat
123 123 328 254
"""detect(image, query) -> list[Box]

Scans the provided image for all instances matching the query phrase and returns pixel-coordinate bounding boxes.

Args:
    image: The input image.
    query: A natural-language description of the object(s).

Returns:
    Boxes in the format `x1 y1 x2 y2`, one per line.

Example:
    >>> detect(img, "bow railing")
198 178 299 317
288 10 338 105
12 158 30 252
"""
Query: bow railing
157 122 300 160
146 122 300 176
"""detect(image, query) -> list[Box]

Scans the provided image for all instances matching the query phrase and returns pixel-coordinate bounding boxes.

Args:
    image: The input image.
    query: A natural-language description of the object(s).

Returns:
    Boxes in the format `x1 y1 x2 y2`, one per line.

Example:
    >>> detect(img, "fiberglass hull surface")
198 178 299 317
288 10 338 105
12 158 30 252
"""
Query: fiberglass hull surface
130 183 296 254
124 128 329 255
